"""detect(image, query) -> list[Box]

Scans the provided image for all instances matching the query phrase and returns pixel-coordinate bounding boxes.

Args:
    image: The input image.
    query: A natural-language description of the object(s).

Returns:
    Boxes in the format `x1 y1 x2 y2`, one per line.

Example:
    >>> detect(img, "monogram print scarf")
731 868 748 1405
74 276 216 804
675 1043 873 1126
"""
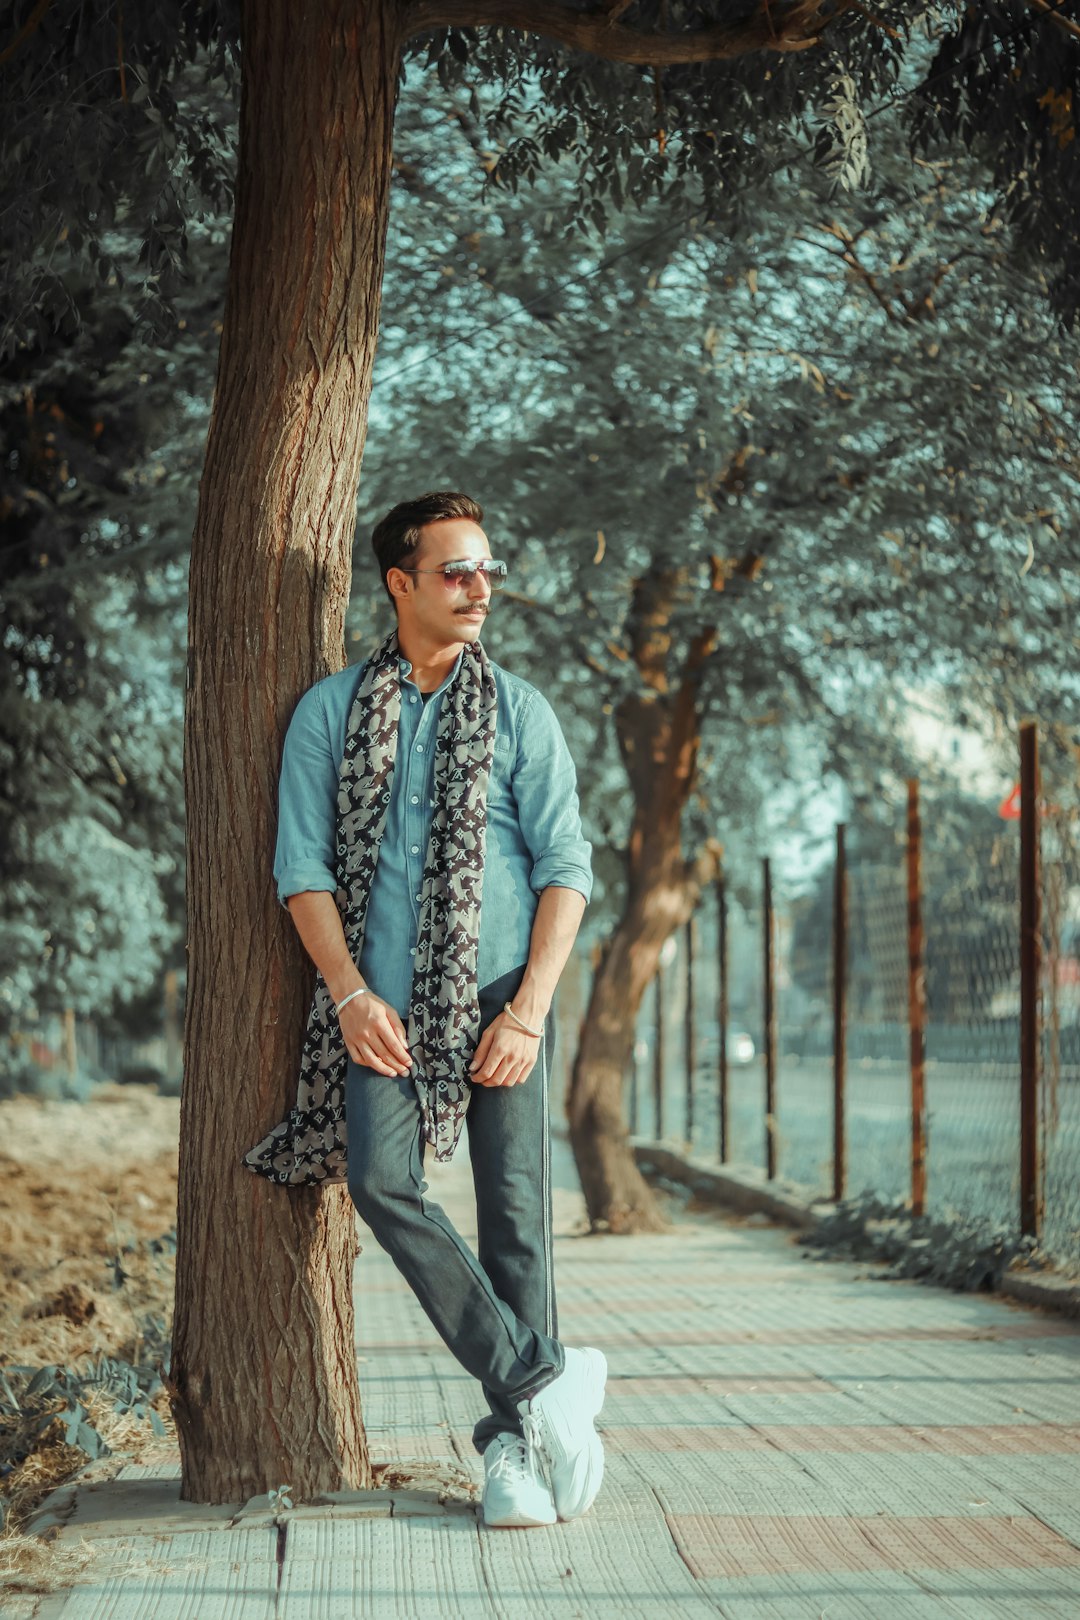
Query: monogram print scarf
241 626 498 1186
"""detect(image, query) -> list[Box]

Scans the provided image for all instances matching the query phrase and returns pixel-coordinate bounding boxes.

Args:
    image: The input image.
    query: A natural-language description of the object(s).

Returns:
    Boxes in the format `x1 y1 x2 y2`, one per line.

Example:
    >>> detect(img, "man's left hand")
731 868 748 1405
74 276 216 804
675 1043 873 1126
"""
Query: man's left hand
469 1012 542 1088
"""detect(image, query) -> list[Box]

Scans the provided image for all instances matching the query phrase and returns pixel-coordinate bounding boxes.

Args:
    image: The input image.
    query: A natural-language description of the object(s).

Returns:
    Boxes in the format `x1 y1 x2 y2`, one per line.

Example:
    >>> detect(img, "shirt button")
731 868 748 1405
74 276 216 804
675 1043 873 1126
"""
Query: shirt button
408 695 417 704
410 794 419 804
410 844 420 854
409 946 417 955
415 893 422 902
415 743 424 752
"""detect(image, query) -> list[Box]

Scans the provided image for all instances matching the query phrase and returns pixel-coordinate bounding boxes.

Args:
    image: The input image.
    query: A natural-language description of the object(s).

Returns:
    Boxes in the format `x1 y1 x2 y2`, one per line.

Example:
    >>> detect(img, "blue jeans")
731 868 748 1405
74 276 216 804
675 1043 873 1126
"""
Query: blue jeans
344 963 566 1455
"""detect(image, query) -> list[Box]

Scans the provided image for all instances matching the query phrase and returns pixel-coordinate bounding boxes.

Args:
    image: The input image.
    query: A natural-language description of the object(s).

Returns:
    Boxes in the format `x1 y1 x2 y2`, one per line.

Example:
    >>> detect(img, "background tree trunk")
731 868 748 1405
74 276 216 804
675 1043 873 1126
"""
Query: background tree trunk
568 566 721 1232
170 0 404 1503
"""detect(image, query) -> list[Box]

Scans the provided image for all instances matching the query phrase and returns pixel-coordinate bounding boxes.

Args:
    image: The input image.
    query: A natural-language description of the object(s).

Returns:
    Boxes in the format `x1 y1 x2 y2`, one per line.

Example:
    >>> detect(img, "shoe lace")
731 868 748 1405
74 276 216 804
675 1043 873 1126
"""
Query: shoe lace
520 1412 551 1485
487 1433 534 1484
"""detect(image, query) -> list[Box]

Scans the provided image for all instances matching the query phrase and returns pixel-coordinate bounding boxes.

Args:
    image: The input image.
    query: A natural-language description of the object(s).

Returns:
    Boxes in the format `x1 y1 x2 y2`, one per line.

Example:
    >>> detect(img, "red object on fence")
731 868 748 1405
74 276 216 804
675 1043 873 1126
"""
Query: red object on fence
1000 780 1058 819
1000 782 1021 819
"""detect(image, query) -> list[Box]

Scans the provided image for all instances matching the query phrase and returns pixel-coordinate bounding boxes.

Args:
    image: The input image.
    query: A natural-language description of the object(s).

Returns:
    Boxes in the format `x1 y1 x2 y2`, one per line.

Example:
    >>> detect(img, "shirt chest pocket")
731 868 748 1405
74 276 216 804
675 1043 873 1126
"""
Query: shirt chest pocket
487 733 514 804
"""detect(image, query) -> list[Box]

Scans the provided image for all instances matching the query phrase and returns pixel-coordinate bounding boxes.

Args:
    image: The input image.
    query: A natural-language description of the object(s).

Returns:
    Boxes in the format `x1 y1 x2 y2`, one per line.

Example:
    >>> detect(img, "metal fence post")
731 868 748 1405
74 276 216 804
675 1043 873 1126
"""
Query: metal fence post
62 1006 77 1084
717 872 730 1163
628 1024 639 1134
833 822 848 1204
164 967 181 1087
907 779 927 1217
685 914 696 1147
1020 718 1043 1239
763 857 777 1180
654 959 666 1142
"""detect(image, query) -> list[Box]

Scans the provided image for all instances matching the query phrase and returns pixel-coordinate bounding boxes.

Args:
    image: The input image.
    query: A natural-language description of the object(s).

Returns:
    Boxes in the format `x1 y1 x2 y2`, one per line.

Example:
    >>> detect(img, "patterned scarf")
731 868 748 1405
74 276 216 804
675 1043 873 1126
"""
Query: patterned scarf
241 625 498 1186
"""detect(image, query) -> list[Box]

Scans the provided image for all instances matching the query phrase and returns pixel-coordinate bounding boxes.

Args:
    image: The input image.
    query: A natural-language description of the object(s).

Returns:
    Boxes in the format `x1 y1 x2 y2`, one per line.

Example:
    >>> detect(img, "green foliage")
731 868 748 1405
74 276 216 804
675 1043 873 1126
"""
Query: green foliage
1 1346 169 1470
0 87 227 1032
2 2 1077 352
408 3 1080 323
0 580 185 1031
0 0 238 359
910 3 1080 325
2 0 1079 983
363 74 1080 911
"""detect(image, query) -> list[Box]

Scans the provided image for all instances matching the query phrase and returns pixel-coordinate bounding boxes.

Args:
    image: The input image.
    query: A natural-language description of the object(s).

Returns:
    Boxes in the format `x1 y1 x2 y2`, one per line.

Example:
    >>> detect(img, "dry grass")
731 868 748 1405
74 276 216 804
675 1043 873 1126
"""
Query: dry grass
0 1084 181 1606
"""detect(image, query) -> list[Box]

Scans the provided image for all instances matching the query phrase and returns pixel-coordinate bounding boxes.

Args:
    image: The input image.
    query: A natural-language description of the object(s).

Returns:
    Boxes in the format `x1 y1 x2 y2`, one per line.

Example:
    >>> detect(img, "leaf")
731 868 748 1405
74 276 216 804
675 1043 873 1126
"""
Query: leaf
64 1403 86 1445
25 1367 59 1398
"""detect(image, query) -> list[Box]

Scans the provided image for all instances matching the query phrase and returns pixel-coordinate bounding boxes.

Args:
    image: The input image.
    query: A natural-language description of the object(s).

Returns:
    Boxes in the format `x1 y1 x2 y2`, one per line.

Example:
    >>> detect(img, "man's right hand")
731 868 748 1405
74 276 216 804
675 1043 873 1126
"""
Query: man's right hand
340 992 413 1077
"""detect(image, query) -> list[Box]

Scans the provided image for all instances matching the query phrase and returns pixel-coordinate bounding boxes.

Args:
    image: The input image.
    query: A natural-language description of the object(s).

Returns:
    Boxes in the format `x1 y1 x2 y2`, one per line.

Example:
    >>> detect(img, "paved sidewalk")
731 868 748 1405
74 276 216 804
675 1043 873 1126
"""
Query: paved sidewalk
23 1129 1080 1619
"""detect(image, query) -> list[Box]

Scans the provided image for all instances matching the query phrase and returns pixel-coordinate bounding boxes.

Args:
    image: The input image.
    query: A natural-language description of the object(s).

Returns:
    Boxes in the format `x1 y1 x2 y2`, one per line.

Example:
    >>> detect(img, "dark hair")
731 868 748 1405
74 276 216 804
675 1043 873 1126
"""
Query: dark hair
370 490 484 604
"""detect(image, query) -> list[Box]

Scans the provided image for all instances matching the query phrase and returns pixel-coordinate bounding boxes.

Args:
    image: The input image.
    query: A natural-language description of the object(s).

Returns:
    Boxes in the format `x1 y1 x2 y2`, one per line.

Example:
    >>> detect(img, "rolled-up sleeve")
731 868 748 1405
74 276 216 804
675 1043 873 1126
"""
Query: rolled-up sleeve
513 689 593 902
273 682 340 908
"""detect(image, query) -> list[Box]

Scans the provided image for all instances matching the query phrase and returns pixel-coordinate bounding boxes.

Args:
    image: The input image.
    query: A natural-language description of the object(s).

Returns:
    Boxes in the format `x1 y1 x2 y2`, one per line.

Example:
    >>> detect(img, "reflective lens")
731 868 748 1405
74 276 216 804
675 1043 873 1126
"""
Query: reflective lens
442 559 508 589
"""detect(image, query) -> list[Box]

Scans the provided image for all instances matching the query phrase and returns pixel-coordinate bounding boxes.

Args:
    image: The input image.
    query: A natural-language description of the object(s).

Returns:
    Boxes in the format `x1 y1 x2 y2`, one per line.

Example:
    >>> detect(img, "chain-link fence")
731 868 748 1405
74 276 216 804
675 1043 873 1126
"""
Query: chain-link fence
626 764 1080 1272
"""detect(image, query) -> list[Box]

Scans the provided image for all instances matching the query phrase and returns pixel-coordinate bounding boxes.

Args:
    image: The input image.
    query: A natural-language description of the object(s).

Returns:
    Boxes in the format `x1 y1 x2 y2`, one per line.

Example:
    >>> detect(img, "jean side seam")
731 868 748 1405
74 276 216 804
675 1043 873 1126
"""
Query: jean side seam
408 1122 540 1388
541 1025 554 1341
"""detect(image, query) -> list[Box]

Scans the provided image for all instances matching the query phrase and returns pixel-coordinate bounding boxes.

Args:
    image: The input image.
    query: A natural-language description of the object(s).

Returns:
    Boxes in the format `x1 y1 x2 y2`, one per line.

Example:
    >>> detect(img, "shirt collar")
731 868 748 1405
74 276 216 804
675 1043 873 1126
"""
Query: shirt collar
397 646 465 694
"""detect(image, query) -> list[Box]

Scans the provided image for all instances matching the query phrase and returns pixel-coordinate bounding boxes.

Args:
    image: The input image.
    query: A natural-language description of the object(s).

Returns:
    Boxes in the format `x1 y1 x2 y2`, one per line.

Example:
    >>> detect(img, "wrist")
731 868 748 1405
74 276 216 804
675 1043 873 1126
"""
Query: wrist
326 960 366 1005
503 1001 543 1037
510 977 550 1024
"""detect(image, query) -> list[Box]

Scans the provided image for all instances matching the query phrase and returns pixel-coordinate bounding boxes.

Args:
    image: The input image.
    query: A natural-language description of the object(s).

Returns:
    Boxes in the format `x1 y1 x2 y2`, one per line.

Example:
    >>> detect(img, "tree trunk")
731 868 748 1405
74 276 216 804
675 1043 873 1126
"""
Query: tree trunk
568 566 720 1232
170 0 404 1504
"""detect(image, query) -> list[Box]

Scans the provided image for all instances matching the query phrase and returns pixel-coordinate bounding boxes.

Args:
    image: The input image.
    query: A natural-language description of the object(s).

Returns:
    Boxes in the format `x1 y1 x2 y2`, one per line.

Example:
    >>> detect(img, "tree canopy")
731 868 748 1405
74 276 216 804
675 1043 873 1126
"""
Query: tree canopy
3 6 1080 1031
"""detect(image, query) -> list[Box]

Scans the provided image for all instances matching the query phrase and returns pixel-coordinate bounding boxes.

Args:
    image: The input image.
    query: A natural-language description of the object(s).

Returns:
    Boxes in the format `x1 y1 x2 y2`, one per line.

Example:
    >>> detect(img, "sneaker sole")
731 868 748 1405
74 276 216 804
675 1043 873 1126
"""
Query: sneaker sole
482 1507 558 1528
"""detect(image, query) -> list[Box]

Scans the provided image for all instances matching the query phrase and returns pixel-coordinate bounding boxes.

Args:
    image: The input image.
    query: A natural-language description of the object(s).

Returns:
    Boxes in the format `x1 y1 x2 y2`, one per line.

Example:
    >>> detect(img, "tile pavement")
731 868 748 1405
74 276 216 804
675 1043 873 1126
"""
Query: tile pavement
18 1126 1080 1619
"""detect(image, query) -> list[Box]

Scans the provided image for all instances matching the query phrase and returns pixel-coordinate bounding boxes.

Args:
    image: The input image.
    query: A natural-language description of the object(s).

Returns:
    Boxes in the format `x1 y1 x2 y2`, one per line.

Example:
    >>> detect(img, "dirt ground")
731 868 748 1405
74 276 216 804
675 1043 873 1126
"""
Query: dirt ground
0 1081 180 1549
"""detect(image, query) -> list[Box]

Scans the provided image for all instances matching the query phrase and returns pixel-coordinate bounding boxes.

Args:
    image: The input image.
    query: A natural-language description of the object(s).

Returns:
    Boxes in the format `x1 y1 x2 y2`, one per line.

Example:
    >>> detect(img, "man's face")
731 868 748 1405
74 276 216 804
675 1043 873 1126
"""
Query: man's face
390 518 494 647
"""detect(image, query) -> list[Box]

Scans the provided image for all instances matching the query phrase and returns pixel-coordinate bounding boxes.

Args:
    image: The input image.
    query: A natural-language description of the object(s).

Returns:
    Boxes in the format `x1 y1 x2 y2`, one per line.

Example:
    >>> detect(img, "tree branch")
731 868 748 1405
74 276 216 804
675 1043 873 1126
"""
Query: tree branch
401 0 858 61
1022 0 1080 45
0 0 51 68
500 588 621 684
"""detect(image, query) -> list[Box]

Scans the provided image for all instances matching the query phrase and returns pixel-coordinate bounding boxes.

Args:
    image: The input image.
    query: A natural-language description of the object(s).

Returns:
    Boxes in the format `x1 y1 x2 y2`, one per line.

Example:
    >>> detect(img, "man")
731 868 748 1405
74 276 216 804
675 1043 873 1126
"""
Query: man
243 490 606 1529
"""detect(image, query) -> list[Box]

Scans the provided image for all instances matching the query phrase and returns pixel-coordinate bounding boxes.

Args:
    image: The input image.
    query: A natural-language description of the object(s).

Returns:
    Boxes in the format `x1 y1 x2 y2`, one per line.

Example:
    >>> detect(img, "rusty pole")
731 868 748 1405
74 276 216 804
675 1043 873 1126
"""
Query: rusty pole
1019 718 1042 1239
654 959 665 1142
628 1019 639 1135
717 873 730 1163
685 914 697 1147
763 857 777 1180
164 967 181 1087
833 822 848 1205
906 779 927 1216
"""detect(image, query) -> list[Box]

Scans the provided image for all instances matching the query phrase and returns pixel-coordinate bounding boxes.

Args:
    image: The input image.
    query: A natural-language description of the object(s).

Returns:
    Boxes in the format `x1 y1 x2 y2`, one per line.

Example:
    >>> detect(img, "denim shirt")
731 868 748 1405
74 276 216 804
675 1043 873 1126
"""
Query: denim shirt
273 646 593 1018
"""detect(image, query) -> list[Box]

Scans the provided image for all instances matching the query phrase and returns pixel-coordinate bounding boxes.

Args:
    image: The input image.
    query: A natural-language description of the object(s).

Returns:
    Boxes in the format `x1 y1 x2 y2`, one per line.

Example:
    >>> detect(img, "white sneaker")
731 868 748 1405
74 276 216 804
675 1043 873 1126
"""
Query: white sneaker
516 1346 607 1520
481 1430 557 1527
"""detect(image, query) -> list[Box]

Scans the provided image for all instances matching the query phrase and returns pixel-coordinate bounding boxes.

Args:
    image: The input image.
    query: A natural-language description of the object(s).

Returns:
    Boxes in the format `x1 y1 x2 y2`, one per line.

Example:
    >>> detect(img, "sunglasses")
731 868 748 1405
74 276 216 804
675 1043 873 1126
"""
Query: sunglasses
400 559 508 590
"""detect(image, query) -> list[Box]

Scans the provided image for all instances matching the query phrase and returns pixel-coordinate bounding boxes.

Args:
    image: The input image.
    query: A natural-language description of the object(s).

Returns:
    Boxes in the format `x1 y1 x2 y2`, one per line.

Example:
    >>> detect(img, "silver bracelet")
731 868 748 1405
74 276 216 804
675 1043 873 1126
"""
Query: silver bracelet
335 986 370 1015
503 1000 543 1038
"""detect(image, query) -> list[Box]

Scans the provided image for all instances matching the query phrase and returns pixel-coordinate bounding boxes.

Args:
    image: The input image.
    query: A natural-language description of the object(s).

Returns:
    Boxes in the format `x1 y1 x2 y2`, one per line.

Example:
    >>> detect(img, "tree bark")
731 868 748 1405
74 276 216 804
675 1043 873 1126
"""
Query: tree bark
170 0 404 1504
567 566 721 1232
403 0 861 62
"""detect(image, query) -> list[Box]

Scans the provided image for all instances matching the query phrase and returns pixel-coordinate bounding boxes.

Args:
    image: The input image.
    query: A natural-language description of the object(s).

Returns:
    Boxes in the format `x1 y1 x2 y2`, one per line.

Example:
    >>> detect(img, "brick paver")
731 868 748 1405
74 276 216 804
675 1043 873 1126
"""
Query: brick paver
23 1125 1080 1619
